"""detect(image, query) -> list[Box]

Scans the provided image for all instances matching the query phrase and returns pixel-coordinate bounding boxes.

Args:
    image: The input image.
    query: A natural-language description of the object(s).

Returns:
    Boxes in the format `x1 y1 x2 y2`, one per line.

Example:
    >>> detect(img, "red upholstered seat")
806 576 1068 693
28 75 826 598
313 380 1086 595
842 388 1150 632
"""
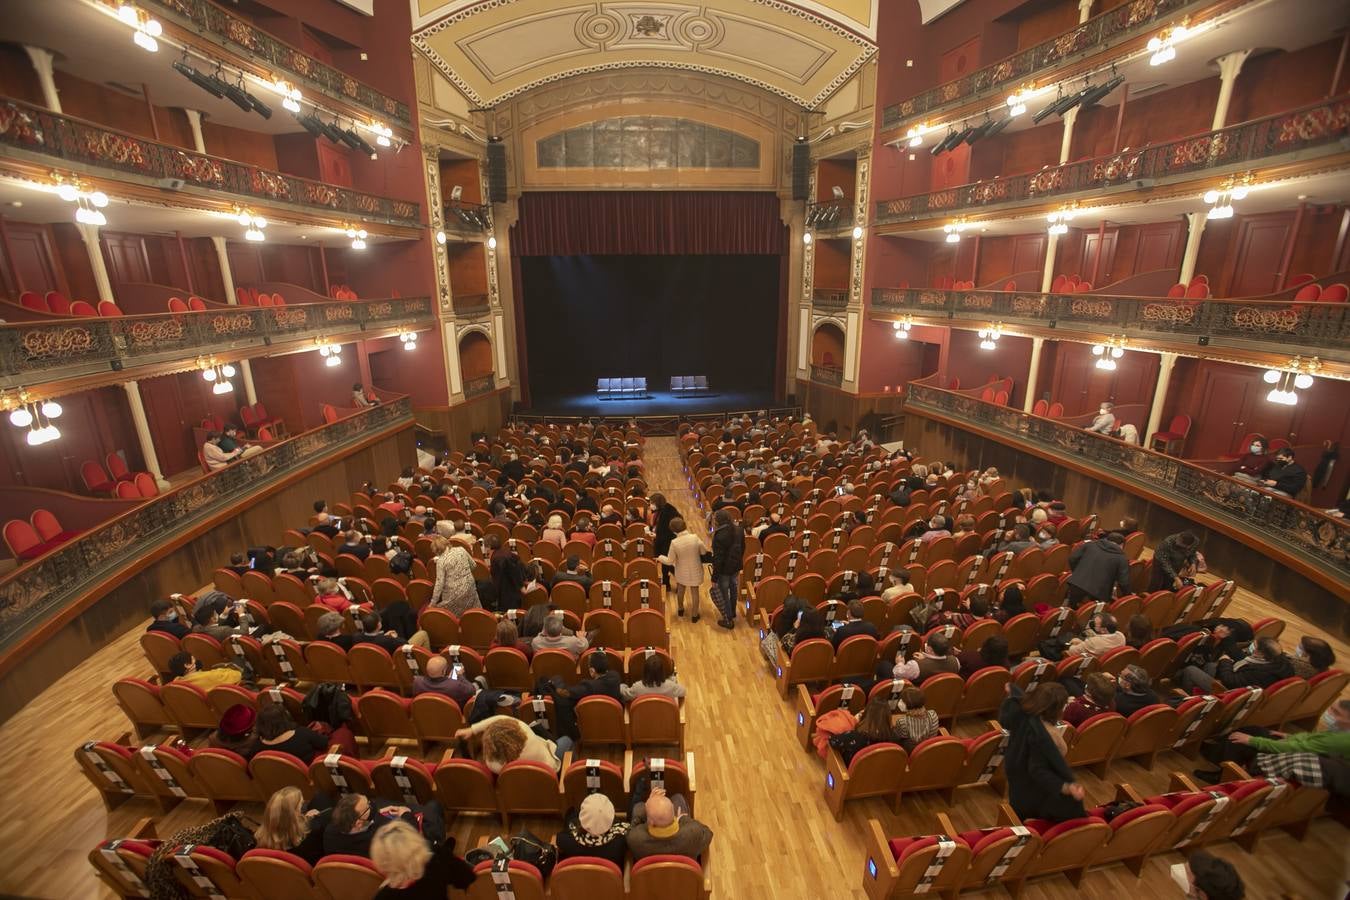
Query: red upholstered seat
1025 816 1103 839
81 460 116 494
97 300 124 316
4 519 45 559
1320 283 1347 302
168 297 188 313
46 291 70 314
887 834 955 859
188 296 208 311
32 509 77 543
19 291 48 312
107 452 134 482
1294 284 1322 301
70 300 98 316
1166 283 1187 297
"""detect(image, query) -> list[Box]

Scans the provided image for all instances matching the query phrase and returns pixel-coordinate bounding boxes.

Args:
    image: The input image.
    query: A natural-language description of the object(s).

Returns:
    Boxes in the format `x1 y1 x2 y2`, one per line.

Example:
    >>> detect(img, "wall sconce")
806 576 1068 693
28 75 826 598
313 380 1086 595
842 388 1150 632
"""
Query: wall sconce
344 224 368 250
4 390 63 445
893 317 913 340
1046 206 1077 236
199 357 237 394
399 331 418 351
1148 21 1194 66
1205 173 1254 220
905 123 930 147
1092 336 1127 371
1263 356 1319 405
237 208 267 242
273 79 303 113
943 219 970 244
54 174 109 226
978 323 1003 350
317 340 343 368
118 3 162 52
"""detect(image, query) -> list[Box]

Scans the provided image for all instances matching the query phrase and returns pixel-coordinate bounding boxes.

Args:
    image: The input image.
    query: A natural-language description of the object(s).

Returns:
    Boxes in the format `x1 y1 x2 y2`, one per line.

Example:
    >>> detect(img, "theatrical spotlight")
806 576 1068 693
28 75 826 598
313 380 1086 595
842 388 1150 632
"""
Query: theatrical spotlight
297 112 325 138
983 116 1014 139
216 70 255 113
173 59 224 98
318 118 347 144
930 127 957 156
1079 74 1125 109
964 117 997 146
340 127 376 156
1033 87 1088 123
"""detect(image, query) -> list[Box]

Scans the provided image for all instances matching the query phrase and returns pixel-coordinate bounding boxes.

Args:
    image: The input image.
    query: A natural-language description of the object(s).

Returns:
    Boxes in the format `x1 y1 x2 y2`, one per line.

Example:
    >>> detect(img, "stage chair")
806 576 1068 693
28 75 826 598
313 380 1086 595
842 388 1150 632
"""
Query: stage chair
597 378 611 399
671 376 686 393
693 375 708 392
620 377 636 397
636 376 648 397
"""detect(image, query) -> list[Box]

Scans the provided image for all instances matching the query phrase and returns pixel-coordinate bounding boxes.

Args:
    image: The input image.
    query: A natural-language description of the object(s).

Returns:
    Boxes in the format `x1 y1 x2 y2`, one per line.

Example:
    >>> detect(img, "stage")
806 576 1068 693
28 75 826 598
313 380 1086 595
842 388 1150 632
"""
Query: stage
523 389 778 418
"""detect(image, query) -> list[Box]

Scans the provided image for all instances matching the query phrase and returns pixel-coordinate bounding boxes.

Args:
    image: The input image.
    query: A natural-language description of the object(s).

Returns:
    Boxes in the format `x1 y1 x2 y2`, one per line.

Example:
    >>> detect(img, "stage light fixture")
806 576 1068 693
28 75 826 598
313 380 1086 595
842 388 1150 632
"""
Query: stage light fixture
297 112 325 138
983 116 1014 139
216 71 255 113
1079 74 1125 110
964 118 997 146
930 127 956 156
246 89 273 120
174 60 224 98
342 128 376 156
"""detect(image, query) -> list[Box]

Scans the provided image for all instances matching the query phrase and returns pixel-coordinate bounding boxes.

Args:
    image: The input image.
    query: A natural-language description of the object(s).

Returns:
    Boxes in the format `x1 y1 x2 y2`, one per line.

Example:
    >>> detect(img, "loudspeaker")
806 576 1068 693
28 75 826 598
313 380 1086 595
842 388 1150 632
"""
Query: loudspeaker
156 177 185 190
792 140 810 201
486 139 507 203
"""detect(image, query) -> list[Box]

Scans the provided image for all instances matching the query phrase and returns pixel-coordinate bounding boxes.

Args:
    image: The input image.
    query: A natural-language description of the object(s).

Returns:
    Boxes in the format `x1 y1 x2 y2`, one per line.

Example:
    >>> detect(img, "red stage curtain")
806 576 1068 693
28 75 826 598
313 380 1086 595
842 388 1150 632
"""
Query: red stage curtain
510 191 786 256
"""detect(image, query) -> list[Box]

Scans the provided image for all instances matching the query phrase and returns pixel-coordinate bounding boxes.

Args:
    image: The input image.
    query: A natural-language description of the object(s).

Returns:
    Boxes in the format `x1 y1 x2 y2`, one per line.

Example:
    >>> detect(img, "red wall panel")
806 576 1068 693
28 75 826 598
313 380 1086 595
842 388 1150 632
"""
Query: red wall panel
1222 213 1293 297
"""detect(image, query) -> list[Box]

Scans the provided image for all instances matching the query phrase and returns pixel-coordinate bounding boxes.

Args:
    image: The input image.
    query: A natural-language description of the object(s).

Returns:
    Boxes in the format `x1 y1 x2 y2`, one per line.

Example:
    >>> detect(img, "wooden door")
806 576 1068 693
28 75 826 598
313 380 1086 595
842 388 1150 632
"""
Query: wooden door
1081 230 1118 285
1224 213 1292 298
1191 369 1253 458
101 232 152 286
3 222 64 294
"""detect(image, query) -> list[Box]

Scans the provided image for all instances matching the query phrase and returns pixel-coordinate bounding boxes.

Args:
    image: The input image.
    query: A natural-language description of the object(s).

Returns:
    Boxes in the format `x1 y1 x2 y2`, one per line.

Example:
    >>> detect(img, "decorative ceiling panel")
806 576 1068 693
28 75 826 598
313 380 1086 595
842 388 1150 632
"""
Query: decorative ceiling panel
412 0 877 109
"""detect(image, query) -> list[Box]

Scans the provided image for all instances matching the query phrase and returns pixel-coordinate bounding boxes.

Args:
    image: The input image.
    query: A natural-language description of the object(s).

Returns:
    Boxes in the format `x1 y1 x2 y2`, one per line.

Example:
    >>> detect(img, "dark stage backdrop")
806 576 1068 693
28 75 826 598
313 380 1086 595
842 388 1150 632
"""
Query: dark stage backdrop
520 254 780 400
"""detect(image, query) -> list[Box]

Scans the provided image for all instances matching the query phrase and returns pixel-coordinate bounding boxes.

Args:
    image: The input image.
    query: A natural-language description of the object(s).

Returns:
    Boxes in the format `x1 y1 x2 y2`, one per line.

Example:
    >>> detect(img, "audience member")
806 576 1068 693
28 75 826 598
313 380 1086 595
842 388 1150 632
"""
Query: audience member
1066 613 1125 658
209 704 259 758
487 534 528 611
650 493 681 589
1063 672 1117 726
531 612 590 656
323 793 443 858
828 695 898 764
541 515 567 547
621 654 685 702
168 652 243 689
1179 636 1294 692
830 599 879 647
552 556 593 591
999 683 1087 823
893 633 960 683
709 509 744 630
880 570 915 602
1065 532 1130 603
428 535 479 615
491 619 532 658
627 785 713 860
255 704 329 762
1290 635 1336 679
146 598 189 639
659 518 708 622
1150 531 1200 591
892 685 940 750
562 651 623 702
1260 447 1307 498
958 634 1010 677
1125 614 1154 649
1231 437 1272 483
412 655 475 706
455 713 571 773
314 611 354 651
370 821 475 899
1173 850 1245 900
1084 402 1116 434
1114 665 1165 717
555 794 629 867
255 787 329 865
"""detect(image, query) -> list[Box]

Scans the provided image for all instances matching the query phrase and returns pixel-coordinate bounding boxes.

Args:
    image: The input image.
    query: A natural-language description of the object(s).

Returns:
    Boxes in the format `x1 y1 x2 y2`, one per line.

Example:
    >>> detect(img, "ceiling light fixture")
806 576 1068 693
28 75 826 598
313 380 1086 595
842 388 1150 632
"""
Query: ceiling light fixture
978 323 1003 351
317 340 344 367
1046 205 1077 236
1263 356 1319 406
1091 336 1127 370
237 208 267 242
943 218 970 243
344 223 368 250
1204 173 1254 220
199 357 237 393
399 331 418 351
893 316 913 340
1148 22 1192 66
4 389 63 445
54 174 110 226
119 4 162 52
274 79 303 113
488 236 498 250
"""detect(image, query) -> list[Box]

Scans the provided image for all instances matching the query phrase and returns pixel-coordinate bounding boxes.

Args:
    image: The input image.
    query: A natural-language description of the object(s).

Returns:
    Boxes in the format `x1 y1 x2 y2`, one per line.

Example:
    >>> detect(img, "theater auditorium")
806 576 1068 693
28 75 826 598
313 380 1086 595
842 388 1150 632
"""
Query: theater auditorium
0 0 1347 897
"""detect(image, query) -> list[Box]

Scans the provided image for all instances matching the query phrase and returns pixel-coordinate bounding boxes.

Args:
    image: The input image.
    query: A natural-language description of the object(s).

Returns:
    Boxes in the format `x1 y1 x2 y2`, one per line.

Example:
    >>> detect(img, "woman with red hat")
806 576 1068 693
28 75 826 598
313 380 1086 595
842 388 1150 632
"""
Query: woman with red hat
209 704 259 759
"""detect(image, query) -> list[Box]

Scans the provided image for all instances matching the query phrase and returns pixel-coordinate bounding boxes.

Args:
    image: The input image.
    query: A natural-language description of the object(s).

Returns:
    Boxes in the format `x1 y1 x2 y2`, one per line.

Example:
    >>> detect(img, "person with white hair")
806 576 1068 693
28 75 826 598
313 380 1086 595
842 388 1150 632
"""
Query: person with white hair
626 784 712 860
369 819 474 898
541 514 567 547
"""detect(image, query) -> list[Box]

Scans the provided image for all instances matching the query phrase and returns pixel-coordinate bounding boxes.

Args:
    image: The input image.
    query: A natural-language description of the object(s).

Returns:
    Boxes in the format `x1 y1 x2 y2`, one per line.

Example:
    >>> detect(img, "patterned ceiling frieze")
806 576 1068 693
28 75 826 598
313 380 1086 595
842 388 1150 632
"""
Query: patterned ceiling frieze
413 0 875 110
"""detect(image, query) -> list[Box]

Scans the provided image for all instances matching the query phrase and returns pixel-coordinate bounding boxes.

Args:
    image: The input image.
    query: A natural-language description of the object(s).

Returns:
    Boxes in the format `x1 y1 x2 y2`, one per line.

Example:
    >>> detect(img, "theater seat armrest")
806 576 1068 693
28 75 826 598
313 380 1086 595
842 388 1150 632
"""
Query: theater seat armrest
825 747 849 785
938 727 952 737
1114 784 1146 804
997 803 1022 827
438 747 458 765
795 684 817 717
866 817 899 878
1169 772 1202 793
935 811 959 836
701 841 714 899
1220 761 1253 782
561 750 575 772
685 751 697 795
623 750 634 793
131 817 158 839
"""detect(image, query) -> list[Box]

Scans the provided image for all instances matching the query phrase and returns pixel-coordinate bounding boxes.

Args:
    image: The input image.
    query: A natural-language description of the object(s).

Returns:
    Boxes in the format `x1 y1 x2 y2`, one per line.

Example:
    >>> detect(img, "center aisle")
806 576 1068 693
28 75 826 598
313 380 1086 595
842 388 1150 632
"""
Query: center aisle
642 437 866 897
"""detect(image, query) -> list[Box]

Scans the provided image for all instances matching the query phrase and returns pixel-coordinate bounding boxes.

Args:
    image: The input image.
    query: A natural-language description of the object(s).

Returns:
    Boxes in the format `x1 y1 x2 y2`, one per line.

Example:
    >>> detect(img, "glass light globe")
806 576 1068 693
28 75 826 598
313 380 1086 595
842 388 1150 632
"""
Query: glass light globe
404 340 416 351
1294 373 1313 389
325 355 340 367
41 400 61 418
253 217 266 229
1262 369 1280 384
1147 36 1162 51
222 364 236 378
57 183 78 202
118 3 138 24
9 407 32 428
44 425 61 442
436 231 446 244
352 239 366 250
802 232 812 245
89 191 109 208
144 18 162 36
203 368 217 381
26 429 43 446
852 226 863 240
1232 186 1249 200
238 212 252 226
1111 347 1124 358
488 236 498 250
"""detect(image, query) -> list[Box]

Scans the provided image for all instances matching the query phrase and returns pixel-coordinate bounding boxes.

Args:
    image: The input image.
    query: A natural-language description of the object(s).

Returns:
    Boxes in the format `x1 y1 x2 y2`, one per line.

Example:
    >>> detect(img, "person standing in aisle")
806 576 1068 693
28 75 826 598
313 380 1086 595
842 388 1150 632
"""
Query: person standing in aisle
710 509 744 630
651 493 681 589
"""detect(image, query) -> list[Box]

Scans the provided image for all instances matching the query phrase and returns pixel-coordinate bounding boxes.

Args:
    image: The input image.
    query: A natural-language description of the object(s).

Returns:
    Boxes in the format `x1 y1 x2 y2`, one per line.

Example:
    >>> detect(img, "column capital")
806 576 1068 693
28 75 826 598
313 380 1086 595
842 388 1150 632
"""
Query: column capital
1214 49 1252 81
23 46 61 113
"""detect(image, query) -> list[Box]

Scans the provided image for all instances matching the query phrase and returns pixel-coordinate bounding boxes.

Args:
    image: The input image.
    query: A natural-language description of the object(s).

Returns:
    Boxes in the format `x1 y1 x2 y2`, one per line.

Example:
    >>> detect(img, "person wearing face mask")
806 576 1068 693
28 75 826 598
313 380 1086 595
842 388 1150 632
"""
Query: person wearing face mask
1065 531 1131 603
1196 700 1350 791
1260 448 1308 498
1085 401 1117 434
1231 436 1272 483
1035 523 1059 549
1170 851 1245 899
1289 635 1336 679
1066 613 1125 658
146 597 189 639
1177 636 1293 693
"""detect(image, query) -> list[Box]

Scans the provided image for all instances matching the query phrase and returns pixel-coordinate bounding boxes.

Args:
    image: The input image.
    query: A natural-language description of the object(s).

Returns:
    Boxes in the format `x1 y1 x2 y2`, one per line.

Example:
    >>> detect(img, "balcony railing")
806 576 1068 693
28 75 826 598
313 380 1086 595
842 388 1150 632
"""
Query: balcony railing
806 198 850 231
871 287 1350 361
443 203 492 234
905 381 1349 581
463 373 497 398
0 99 420 227
813 289 849 309
452 295 490 317
0 297 435 390
875 95 1350 225
142 0 411 127
0 397 415 650
810 364 844 387
882 0 1211 131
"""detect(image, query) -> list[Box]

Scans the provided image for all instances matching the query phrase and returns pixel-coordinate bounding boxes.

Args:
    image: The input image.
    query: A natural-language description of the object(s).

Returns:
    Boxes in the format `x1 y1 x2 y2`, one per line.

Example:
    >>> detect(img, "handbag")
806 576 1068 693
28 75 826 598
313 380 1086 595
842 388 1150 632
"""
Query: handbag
509 829 557 878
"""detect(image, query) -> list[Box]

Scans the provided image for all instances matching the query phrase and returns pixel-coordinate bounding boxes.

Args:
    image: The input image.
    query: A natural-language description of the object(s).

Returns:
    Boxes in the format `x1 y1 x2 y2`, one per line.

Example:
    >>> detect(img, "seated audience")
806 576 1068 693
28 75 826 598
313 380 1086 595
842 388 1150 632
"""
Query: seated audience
1063 672 1117 726
554 794 630 868
531 612 590 656
209 704 259 758
202 430 260 470
256 704 330 762
621 653 685 702
1231 437 1273 483
919 516 951 544
999 683 1087 823
413 655 475 705
1114 665 1166 716
1211 699 1350 793
1066 613 1125 658
1065 532 1130 603
560 650 623 702
323 793 443 858
1260 447 1307 498
568 516 597 546
1177 636 1293 693
354 609 429 652
314 577 353 614
541 515 567 547
491 619 533 658
1125 614 1154 649
1084 402 1116 434
352 383 377 408
880 570 915 602
893 633 960 683
314 611 354 651
828 694 899 764
146 598 189 639
892 685 940 751
168 652 243 689
370 820 475 900
552 556 593 591
1290 635 1336 679
455 713 572 773
958 634 1010 677
830 599 879 647
627 785 713 861
190 603 238 643
1175 850 1246 900
781 607 828 655
255 787 330 865
340 530 371 561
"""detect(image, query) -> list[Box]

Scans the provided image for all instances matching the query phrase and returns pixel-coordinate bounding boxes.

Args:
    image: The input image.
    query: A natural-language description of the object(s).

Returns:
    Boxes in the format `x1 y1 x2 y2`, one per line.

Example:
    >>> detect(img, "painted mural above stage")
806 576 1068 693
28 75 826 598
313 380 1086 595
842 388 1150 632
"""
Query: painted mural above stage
412 0 876 109
536 116 760 170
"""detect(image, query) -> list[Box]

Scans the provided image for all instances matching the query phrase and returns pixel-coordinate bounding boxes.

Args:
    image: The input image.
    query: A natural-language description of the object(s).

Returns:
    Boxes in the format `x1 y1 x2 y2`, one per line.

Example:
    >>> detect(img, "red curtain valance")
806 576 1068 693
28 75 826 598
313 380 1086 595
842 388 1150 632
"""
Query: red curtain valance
509 191 787 256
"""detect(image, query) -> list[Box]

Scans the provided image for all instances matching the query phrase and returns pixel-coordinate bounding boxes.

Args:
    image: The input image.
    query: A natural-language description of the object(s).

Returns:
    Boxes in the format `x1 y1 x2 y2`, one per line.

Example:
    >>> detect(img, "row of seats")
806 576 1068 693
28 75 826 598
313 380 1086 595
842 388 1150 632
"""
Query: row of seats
861 764 1327 899
1291 281 1348 303
16 289 120 317
166 296 212 312
1050 273 1094 294
2 509 79 561
236 289 288 307
670 376 710 393
80 731 692 824
1165 275 1211 299
94 833 706 900
328 283 360 300
597 378 650 397
79 452 151 497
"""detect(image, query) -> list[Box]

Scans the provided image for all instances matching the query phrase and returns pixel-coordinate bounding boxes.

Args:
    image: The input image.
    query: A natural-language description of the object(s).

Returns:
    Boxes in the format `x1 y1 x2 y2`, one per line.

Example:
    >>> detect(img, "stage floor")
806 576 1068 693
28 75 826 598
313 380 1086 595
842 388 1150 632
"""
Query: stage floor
525 389 776 418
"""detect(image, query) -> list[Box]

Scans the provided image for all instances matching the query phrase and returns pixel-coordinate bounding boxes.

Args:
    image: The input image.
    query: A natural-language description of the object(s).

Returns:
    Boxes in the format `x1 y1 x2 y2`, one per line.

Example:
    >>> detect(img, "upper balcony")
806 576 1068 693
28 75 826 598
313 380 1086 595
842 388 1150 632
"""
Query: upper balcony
0 98 421 232
871 281 1350 371
0 296 437 396
875 95 1350 231
883 0 1259 139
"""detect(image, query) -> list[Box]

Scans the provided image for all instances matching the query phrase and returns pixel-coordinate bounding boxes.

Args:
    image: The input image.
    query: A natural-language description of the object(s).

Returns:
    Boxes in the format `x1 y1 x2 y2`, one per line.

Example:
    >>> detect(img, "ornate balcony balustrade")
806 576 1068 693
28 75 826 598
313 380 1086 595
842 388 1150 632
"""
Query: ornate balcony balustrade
142 0 411 127
813 289 849 309
810 364 844 387
882 0 1214 132
463 373 497 398
0 297 435 390
876 95 1350 226
0 99 420 227
905 381 1350 583
0 397 414 650
871 286 1350 361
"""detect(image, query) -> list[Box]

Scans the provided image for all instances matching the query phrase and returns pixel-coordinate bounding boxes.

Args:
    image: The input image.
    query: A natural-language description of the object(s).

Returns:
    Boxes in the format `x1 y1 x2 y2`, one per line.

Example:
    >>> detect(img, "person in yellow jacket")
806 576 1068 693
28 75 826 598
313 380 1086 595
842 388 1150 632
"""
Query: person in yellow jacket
168 651 244 689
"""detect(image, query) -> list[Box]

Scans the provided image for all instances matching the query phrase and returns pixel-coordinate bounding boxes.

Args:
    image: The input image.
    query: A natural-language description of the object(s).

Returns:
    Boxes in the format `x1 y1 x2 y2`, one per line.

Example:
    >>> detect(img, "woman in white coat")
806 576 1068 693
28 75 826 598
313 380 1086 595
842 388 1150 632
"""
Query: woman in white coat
658 517 709 622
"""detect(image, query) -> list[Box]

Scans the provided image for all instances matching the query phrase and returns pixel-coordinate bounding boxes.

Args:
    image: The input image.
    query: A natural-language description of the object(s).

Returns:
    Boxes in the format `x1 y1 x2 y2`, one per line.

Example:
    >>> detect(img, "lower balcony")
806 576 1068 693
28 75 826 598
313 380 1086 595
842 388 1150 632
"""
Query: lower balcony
812 288 849 310
463 373 497 398
810 364 844 387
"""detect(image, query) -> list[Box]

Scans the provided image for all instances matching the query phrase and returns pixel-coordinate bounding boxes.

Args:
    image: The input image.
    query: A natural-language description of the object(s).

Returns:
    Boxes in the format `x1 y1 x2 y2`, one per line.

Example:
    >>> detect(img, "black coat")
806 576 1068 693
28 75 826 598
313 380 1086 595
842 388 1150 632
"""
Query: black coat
998 687 1087 823
1266 462 1307 497
1216 653 1294 689
653 504 681 555
830 620 879 648
1065 538 1130 602
710 523 744 577
491 549 528 610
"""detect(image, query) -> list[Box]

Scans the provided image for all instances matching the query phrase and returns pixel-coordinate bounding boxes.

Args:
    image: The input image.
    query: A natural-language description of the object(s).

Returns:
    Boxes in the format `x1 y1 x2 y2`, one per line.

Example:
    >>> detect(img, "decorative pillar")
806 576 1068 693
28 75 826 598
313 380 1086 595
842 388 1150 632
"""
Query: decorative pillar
843 148 871 391
76 223 115 304
183 109 206 153
1211 50 1252 131
1145 352 1179 447
123 381 170 488
1023 337 1046 412
445 323 463 397
1040 233 1060 293
212 235 258 405
1178 211 1207 285
1078 0 1094 23
23 46 60 113
1058 105 1079 165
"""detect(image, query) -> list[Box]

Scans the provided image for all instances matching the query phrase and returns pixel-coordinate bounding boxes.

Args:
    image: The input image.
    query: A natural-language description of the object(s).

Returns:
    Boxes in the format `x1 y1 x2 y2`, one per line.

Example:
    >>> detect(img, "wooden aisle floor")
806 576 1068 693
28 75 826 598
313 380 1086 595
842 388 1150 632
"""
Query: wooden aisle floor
0 436 1346 899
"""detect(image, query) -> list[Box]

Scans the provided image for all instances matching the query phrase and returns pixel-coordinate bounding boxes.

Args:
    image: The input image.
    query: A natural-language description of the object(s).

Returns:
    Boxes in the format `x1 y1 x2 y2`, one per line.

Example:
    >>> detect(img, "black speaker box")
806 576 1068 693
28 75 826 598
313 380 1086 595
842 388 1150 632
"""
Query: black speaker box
792 140 810 201
486 139 507 203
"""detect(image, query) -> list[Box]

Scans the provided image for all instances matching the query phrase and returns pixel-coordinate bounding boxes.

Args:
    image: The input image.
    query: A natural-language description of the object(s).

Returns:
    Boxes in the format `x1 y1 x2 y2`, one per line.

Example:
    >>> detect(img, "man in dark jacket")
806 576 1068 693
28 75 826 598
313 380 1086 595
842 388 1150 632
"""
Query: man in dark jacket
146 598 189 639
1065 532 1131 602
710 510 744 630
1149 531 1199 591
561 651 623 702
488 534 527 612
830 599 879 647
1178 636 1294 692
1114 665 1172 715
1261 448 1308 498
